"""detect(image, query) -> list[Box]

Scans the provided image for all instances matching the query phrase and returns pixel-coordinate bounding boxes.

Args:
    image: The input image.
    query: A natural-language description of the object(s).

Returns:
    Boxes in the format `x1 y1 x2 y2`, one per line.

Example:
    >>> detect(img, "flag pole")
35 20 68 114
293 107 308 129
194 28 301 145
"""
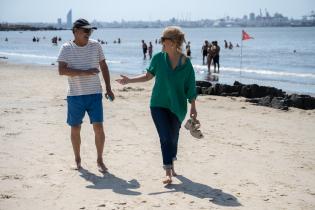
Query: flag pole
240 33 243 80
240 30 253 82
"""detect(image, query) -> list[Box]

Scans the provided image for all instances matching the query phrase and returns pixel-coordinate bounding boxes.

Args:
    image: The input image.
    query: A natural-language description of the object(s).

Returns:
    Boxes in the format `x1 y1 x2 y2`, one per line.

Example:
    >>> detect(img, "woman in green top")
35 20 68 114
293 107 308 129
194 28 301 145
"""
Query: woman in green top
116 26 197 184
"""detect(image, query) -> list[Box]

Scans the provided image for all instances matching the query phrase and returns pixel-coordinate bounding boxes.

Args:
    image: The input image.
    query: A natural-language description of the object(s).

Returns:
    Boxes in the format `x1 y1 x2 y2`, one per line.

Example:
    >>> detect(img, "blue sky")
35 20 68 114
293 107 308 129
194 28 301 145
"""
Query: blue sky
0 0 314 23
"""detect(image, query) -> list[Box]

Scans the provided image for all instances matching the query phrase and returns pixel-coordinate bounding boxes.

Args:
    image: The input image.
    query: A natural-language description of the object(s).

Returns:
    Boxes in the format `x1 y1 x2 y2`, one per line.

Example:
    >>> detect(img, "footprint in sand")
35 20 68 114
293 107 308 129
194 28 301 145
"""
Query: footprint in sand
97 204 106 207
5 132 22 137
306 188 315 196
0 193 14 199
1 174 23 180
117 95 127 99
118 87 144 92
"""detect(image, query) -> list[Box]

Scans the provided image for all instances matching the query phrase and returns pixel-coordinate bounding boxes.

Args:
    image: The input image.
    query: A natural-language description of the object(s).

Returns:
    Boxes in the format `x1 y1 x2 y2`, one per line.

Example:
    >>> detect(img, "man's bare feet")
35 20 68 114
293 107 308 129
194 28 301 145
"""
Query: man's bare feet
163 176 172 184
97 160 108 173
163 169 172 185
71 158 82 170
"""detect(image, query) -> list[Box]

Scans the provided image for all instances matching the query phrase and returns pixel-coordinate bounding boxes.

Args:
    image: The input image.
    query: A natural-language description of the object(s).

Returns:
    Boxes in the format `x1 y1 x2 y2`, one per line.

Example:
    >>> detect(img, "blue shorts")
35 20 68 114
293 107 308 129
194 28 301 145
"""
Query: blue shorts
67 94 103 126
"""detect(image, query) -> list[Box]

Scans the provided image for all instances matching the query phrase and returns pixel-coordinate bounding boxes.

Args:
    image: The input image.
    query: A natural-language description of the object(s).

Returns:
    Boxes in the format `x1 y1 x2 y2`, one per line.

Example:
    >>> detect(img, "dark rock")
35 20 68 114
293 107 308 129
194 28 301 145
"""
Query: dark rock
201 87 210 95
258 96 272 106
196 81 212 88
246 98 260 103
196 86 202 94
212 83 220 95
195 80 315 110
288 94 303 108
303 96 315 109
289 94 315 109
233 81 244 86
249 84 259 97
271 97 289 110
240 86 251 98
209 86 216 95
216 84 233 95
231 92 240 97
267 86 285 97
246 96 289 110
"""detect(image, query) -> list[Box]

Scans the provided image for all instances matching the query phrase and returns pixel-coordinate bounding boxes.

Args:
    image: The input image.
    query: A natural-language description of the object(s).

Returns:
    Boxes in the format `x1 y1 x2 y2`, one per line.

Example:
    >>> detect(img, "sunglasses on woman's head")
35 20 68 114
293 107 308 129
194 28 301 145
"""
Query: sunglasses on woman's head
161 37 173 42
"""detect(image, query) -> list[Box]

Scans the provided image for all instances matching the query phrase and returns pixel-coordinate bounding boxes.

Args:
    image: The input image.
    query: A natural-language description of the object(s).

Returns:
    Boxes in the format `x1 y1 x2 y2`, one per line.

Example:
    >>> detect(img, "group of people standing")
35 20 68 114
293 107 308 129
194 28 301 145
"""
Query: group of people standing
32 36 41 42
57 19 197 185
202 40 220 73
51 36 62 45
224 40 239 49
142 40 153 59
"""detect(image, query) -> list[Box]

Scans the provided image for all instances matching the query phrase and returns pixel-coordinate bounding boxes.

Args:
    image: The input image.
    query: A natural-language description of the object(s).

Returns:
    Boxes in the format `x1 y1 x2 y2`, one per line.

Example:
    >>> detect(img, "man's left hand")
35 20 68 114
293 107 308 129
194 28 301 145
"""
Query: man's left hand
105 90 115 101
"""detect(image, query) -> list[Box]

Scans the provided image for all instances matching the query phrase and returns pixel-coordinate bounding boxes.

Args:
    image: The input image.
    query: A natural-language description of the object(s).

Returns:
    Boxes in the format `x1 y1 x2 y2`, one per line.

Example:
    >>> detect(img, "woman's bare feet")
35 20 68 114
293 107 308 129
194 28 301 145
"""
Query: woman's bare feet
163 169 172 185
97 160 108 173
171 162 178 176
171 167 178 177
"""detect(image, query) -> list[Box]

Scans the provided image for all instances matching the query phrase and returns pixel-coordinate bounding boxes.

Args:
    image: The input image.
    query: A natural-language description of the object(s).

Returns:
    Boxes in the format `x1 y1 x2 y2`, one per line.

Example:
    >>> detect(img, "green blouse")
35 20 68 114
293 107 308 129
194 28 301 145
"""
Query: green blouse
147 52 197 123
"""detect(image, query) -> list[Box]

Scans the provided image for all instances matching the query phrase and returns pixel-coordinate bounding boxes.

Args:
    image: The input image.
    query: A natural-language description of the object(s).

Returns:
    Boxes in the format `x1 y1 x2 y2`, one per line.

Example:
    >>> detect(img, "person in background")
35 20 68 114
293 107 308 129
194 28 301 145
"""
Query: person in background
148 41 153 59
116 26 197 185
213 41 220 73
224 40 228 49
186 41 191 57
57 18 115 173
142 40 148 59
201 40 209 65
207 41 215 73
228 41 233 49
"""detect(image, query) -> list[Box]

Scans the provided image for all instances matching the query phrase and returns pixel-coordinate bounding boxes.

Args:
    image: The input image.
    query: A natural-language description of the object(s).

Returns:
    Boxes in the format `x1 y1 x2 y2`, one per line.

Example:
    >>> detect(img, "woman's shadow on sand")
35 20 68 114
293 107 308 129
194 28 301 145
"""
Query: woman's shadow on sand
78 168 141 196
149 175 241 207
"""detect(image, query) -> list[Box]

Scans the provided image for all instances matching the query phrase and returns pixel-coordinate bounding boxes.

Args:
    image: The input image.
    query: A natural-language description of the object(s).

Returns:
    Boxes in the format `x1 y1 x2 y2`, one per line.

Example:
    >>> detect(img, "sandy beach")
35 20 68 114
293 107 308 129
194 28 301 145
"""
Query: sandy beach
0 61 315 210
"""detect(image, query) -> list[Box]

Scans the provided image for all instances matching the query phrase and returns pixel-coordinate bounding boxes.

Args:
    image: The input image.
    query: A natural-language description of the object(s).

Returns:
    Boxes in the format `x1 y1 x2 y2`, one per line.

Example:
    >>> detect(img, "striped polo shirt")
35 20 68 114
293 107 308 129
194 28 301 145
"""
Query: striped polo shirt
57 39 105 96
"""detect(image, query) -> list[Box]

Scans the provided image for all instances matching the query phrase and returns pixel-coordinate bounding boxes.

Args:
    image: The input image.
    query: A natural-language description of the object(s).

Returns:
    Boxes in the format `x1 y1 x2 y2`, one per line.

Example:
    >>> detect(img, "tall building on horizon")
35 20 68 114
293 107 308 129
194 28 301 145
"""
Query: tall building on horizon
57 18 62 29
67 9 72 29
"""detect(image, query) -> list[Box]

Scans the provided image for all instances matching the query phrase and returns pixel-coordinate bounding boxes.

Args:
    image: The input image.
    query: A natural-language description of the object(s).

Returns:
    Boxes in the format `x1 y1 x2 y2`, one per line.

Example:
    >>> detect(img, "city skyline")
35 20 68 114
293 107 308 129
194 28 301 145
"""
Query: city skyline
0 0 314 23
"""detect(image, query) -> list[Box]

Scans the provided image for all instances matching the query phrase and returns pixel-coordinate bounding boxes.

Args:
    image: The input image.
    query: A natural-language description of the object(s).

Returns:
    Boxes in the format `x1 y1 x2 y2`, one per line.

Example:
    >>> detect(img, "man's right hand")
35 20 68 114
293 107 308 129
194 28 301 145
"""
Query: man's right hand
84 68 100 75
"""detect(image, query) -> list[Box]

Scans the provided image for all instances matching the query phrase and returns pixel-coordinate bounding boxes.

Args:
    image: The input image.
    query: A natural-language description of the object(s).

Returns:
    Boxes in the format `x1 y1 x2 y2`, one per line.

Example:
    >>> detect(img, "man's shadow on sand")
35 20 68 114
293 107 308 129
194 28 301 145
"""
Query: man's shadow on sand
149 175 241 207
78 168 141 196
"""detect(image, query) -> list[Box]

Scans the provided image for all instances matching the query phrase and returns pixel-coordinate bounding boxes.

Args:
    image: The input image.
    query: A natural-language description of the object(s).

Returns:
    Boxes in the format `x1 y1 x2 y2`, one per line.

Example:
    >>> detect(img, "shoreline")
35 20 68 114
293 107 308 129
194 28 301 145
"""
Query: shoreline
1 59 314 97
1 61 315 209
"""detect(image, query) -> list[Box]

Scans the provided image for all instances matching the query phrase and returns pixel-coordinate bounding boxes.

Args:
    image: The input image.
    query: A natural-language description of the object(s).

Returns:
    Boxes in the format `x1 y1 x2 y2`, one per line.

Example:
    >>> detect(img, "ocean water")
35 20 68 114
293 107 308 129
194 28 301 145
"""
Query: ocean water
1 27 315 94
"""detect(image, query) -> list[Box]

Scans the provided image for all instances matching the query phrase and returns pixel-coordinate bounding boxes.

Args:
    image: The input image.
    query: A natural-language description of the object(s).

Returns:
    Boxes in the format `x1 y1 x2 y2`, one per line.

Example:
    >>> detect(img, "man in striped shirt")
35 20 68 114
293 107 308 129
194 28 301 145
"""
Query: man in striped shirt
57 19 115 173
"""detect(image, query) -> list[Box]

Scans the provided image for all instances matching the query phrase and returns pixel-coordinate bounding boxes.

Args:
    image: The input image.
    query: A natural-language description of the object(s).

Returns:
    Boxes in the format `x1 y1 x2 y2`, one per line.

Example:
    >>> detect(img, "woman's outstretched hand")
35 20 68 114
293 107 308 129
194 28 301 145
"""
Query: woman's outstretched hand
116 75 130 85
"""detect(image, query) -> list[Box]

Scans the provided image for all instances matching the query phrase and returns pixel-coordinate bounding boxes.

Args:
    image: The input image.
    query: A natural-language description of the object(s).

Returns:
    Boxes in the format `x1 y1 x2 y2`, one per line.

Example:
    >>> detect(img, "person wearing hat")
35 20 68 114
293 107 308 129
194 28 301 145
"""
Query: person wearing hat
57 18 115 173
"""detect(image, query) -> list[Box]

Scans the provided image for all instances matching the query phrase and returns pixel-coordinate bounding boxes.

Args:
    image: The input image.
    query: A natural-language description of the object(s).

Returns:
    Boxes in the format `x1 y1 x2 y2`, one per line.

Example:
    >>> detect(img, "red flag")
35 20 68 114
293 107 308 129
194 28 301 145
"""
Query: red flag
242 30 253 41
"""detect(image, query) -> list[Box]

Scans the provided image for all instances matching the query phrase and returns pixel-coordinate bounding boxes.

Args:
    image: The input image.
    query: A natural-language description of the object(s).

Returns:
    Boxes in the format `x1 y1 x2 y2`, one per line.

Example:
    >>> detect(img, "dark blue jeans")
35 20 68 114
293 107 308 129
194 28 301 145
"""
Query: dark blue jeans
150 107 181 169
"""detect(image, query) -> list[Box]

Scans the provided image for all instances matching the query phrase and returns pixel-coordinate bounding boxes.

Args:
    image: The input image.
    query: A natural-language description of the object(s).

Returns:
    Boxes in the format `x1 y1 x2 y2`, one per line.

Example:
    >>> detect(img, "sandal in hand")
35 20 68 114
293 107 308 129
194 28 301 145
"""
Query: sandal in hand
184 118 204 139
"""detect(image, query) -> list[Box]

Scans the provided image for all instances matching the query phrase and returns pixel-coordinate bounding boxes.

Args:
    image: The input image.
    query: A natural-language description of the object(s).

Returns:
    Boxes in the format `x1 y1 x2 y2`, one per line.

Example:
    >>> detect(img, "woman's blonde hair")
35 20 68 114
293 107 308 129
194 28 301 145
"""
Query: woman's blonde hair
162 26 186 52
